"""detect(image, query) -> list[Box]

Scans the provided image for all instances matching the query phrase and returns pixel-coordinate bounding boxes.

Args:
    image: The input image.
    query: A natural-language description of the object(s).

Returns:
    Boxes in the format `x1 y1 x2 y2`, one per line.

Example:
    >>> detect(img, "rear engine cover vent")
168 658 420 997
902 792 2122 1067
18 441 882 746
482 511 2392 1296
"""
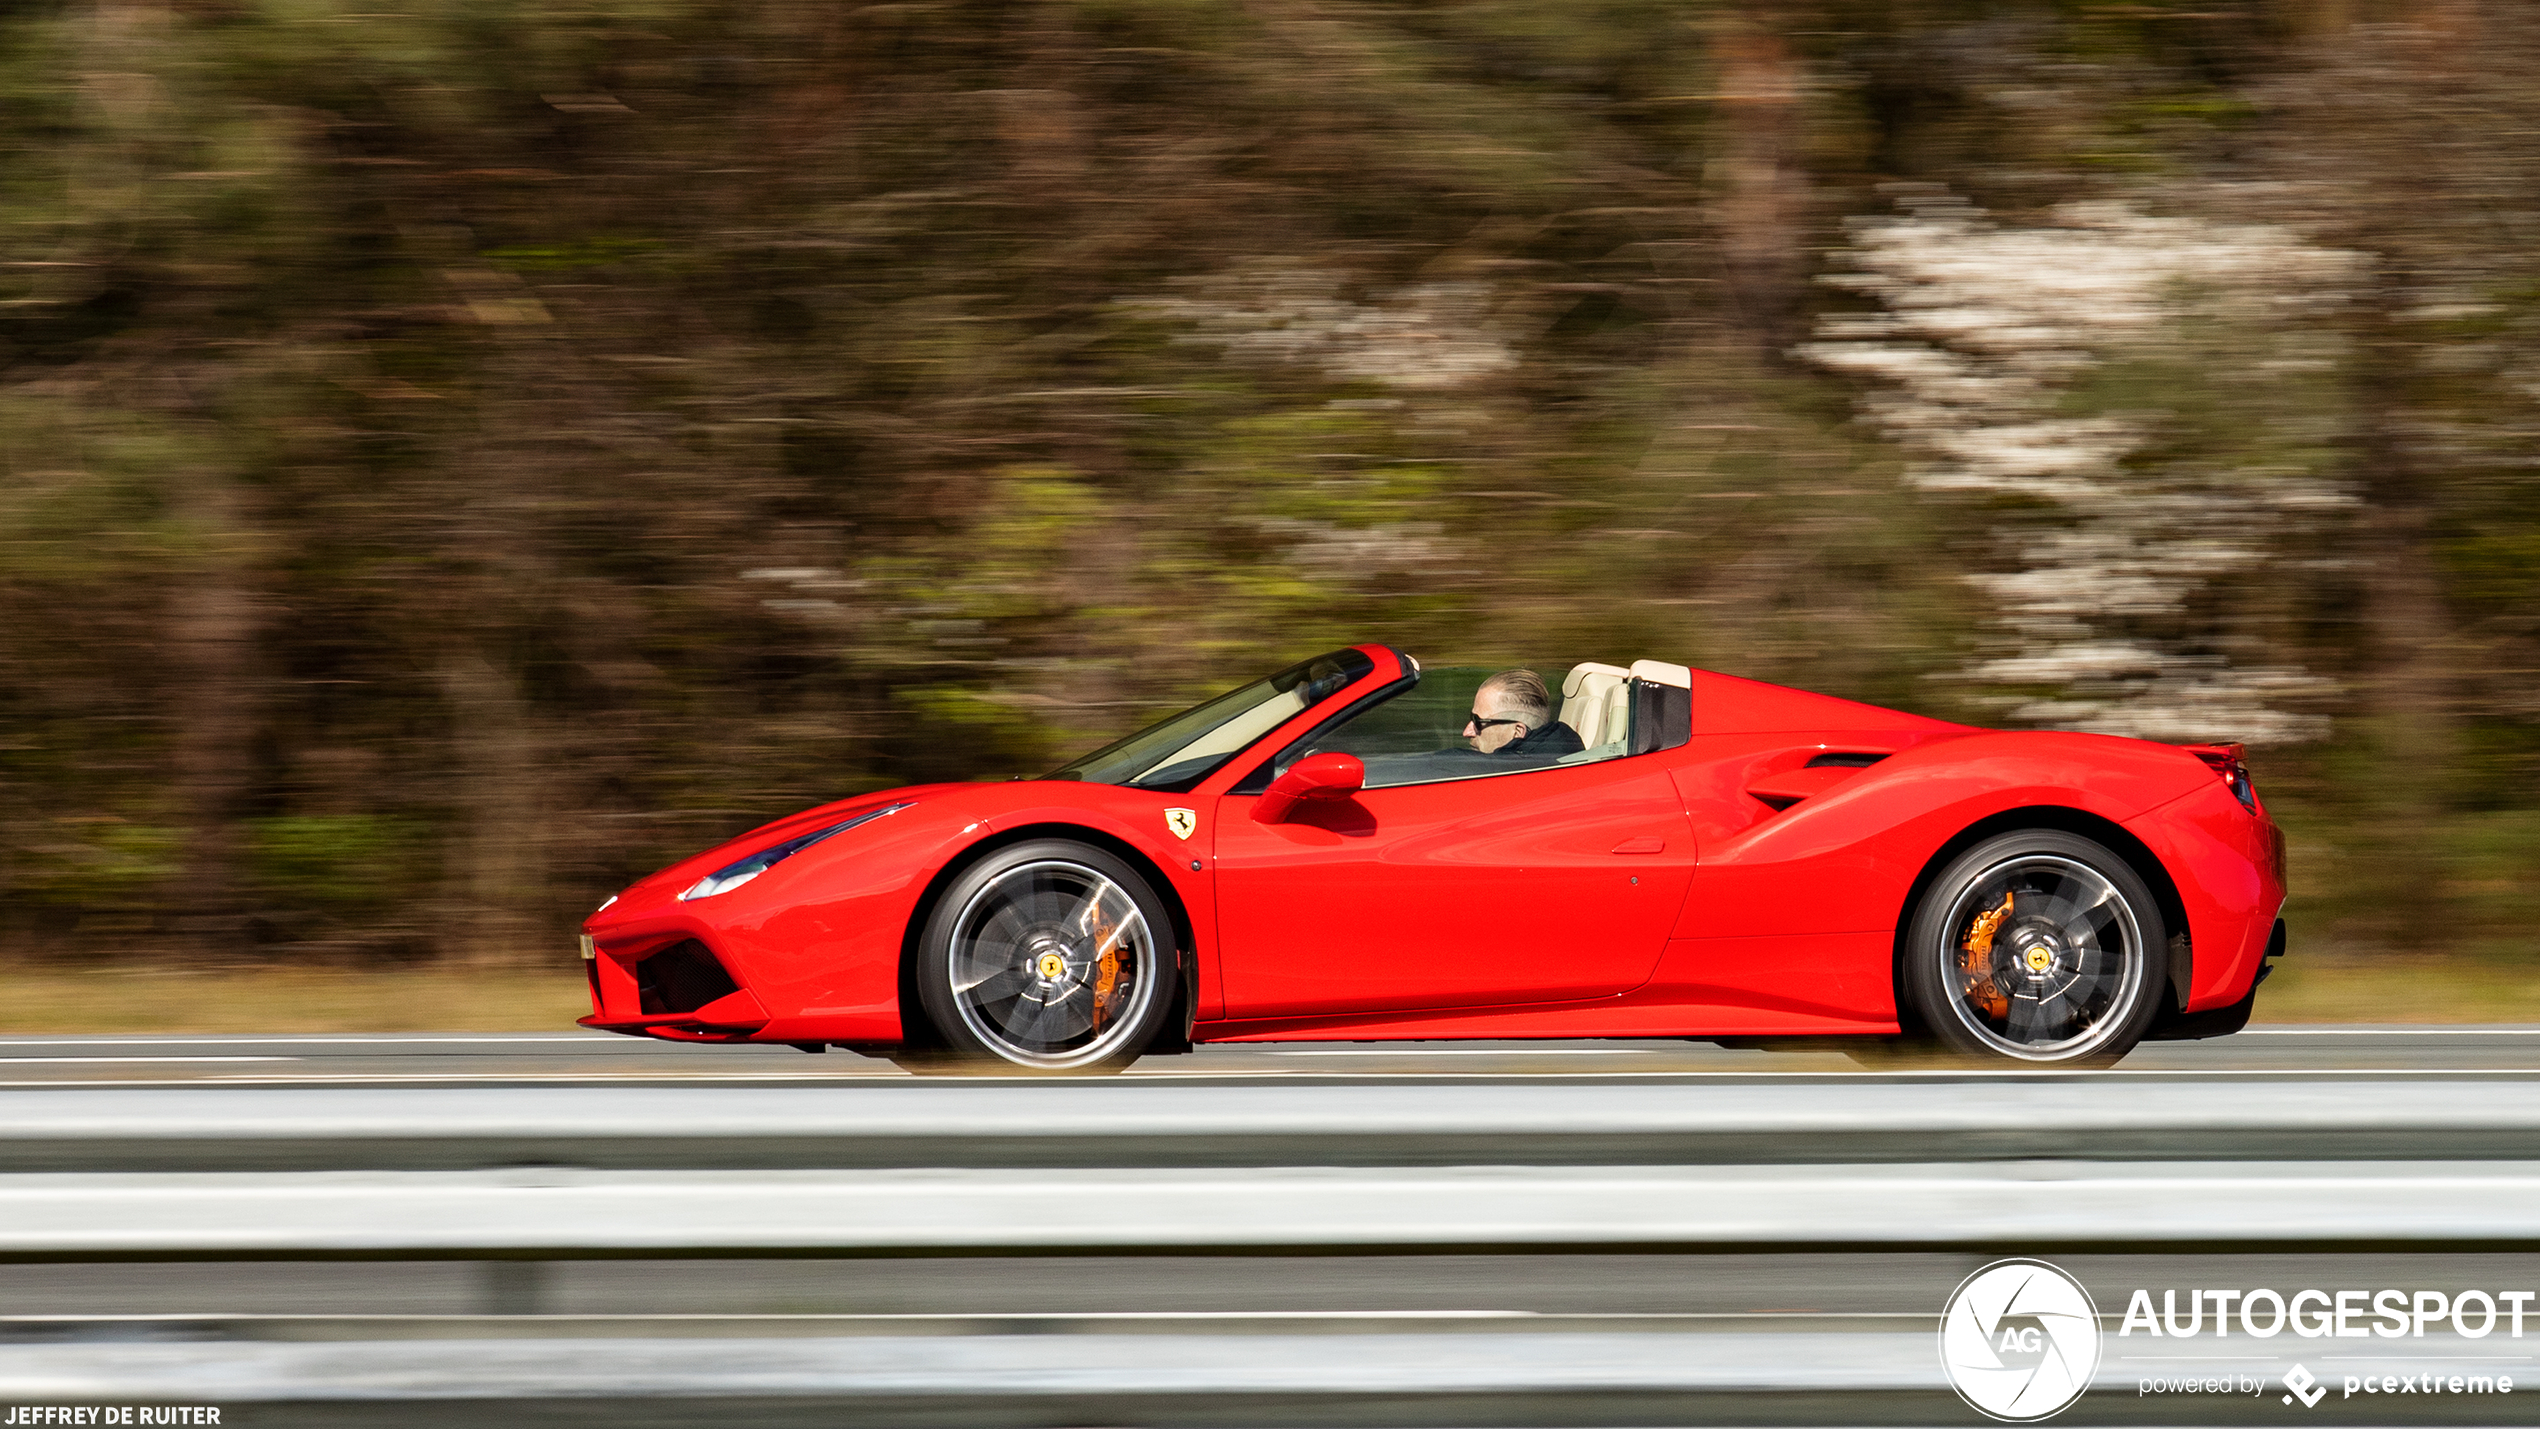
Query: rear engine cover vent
637 940 741 1014
1804 751 1889 769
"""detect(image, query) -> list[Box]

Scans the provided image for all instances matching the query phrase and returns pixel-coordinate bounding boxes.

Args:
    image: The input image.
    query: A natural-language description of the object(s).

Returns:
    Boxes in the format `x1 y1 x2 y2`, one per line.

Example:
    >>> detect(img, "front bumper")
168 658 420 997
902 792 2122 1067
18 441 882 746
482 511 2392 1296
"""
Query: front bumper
580 937 771 1039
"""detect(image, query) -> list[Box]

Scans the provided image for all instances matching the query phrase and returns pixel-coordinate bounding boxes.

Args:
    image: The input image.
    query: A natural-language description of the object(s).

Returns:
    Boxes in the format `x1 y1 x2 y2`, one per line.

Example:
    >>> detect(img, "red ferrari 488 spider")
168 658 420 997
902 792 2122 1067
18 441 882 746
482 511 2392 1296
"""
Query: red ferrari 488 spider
581 645 2286 1070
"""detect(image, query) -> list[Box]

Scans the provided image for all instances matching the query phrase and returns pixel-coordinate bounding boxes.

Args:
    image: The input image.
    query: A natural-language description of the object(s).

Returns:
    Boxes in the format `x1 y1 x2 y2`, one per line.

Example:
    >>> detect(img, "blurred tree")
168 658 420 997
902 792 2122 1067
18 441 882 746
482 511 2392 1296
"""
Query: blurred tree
0 0 2530 973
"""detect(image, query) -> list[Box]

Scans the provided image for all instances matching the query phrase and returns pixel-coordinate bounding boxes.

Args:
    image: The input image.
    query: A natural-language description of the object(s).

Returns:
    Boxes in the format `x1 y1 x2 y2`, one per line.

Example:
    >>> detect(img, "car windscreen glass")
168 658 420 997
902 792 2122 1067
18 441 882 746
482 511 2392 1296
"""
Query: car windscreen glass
1043 648 1376 790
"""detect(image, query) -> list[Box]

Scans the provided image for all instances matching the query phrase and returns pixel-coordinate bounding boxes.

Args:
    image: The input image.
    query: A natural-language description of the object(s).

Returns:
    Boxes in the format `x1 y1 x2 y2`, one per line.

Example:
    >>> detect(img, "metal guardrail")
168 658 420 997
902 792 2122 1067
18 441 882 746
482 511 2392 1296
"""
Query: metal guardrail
6 1078 2540 1171
6 1330 1951 1395
4 1329 2523 1427
8 1161 2540 1258
8 1079 2538 1425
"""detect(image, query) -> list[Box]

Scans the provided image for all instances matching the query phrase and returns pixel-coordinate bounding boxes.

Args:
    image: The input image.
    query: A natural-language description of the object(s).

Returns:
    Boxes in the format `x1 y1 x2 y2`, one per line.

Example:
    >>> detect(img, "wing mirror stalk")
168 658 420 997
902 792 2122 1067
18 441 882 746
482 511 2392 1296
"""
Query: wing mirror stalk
1253 753 1365 824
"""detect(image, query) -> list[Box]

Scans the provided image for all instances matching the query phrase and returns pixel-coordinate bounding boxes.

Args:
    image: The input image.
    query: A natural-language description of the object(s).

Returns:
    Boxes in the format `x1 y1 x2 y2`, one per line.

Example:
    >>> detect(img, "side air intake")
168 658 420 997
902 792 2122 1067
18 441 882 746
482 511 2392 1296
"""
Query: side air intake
636 940 741 1015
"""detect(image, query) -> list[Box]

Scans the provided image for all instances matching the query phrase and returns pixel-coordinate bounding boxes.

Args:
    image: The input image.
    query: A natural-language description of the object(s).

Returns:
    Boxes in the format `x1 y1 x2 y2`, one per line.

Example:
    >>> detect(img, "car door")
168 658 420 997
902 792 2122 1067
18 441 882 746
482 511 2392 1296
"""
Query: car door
1210 733 1696 1020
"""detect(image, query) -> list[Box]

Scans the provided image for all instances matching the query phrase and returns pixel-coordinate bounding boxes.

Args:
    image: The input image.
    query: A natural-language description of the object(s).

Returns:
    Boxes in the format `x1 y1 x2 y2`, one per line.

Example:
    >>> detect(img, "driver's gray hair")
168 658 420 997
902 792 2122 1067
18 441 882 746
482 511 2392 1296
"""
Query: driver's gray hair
1477 668 1553 731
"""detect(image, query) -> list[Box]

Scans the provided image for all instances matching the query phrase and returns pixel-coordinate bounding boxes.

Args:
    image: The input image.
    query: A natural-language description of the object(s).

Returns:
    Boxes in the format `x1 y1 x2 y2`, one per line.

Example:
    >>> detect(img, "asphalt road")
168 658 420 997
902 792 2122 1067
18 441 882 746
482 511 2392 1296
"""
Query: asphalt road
3 1025 2540 1085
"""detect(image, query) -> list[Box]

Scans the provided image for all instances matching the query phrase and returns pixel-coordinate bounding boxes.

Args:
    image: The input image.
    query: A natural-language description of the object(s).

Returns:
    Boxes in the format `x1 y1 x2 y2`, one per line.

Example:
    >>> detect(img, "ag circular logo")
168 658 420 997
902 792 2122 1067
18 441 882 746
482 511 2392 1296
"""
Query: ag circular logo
1939 1258 2103 1421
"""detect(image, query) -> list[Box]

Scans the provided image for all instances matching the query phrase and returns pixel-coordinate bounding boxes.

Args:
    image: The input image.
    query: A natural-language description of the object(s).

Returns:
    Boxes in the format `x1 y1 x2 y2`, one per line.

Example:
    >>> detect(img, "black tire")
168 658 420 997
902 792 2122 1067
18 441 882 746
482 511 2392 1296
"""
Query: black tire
1902 830 2168 1067
906 839 1180 1074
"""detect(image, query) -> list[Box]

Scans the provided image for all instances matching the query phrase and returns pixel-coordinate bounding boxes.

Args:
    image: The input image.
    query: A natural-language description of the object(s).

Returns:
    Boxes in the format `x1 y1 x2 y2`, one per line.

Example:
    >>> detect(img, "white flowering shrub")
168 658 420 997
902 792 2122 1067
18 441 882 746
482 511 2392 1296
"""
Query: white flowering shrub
1804 193 2362 745
1130 265 1517 391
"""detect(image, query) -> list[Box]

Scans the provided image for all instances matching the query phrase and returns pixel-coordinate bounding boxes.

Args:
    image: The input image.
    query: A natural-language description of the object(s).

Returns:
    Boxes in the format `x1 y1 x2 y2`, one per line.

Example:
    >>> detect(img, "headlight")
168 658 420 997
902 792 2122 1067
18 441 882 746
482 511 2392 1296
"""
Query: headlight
678 802 911 902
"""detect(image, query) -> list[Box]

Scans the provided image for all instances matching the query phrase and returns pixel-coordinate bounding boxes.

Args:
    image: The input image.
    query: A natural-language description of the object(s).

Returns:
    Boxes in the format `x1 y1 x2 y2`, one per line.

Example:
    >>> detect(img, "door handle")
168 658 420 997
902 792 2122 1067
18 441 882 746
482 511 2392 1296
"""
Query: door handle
1610 836 1666 855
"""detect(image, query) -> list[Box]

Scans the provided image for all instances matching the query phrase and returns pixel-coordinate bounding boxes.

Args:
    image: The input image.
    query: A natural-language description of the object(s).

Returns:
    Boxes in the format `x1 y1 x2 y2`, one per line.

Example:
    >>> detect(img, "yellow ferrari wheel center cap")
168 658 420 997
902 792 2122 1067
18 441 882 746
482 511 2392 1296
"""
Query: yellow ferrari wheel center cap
1037 951 1067 980
2024 947 2052 973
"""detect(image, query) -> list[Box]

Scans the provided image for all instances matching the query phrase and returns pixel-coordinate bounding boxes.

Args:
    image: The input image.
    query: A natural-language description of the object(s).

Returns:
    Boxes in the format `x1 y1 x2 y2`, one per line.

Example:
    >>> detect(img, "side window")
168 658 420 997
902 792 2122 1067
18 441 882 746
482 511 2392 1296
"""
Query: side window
1240 665 1636 793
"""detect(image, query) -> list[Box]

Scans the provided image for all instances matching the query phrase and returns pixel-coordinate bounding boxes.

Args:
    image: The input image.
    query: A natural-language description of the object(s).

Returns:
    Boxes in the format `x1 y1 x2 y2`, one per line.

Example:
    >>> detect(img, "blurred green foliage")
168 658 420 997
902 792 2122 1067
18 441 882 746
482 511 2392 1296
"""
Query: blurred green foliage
245 815 431 909
0 0 2532 971
13 821 184 906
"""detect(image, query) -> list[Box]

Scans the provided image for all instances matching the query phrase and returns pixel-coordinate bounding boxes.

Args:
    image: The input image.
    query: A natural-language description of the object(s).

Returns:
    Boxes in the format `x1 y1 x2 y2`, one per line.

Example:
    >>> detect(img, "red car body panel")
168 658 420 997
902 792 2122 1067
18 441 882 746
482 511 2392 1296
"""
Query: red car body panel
2126 776 2286 1011
582 643 2288 1047
1208 751 1697 1018
584 781 1228 1043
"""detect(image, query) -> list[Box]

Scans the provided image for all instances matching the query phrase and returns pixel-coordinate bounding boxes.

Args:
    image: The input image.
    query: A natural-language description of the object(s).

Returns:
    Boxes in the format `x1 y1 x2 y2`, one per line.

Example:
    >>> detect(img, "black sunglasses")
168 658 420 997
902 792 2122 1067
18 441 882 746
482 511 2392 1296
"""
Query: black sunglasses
1466 711 1528 732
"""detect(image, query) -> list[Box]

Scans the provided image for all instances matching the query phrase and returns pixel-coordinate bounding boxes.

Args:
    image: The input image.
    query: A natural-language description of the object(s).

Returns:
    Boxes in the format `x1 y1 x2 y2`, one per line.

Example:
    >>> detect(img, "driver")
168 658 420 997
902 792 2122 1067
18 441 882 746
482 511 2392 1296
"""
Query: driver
1463 669 1585 758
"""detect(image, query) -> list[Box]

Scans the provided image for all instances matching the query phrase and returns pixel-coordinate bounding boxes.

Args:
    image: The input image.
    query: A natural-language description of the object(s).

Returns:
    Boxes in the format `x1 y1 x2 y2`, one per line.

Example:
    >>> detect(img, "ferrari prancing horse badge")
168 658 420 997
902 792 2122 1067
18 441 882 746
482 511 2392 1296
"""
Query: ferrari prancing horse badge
1164 808 1197 840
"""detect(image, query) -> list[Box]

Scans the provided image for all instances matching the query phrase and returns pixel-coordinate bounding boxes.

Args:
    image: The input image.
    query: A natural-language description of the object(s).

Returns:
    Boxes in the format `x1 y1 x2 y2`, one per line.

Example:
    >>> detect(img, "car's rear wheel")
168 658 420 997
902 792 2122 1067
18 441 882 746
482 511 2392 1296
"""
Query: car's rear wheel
1902 830 2167 1067
908 840 1179 1074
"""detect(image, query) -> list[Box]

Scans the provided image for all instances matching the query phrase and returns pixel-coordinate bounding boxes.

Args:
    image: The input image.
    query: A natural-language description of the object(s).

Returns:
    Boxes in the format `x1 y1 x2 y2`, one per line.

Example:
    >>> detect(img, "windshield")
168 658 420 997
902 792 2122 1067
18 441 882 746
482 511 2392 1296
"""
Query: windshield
1044 648 1377 791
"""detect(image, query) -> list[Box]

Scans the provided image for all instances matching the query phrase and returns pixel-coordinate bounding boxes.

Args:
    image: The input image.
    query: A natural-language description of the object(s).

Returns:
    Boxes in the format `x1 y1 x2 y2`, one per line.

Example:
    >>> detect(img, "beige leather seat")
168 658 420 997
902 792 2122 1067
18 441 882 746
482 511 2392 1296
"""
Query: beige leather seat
1559 663 1631 749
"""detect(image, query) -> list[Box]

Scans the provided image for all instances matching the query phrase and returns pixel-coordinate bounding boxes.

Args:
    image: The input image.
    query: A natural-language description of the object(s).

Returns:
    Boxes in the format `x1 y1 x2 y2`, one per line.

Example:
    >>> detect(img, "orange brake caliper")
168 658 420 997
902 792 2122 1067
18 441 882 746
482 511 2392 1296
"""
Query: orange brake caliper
1961 892 2013 1020
1088 907 1121 1032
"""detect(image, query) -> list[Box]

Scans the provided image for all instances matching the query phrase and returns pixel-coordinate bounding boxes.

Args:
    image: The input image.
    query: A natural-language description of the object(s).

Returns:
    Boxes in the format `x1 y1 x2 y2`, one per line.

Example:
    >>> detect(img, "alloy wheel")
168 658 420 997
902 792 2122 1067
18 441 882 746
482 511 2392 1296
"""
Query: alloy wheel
941 857 1162 1070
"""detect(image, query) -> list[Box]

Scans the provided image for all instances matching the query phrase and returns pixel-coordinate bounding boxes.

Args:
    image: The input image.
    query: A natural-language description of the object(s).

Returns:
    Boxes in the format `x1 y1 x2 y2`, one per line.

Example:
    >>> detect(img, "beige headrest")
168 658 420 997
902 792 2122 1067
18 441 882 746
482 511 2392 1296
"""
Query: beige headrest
1564 662 1628 697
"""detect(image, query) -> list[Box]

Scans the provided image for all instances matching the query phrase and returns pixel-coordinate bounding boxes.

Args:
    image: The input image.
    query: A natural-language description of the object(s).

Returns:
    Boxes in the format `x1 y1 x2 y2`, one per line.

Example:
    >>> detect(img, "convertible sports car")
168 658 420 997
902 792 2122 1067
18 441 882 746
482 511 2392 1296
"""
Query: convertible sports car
580 645 2287 1070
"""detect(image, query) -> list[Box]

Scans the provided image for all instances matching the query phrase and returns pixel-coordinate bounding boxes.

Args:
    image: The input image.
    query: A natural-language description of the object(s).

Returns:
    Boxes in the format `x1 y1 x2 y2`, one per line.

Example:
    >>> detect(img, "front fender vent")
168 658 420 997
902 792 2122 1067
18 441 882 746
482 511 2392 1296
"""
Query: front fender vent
637 940 741 1015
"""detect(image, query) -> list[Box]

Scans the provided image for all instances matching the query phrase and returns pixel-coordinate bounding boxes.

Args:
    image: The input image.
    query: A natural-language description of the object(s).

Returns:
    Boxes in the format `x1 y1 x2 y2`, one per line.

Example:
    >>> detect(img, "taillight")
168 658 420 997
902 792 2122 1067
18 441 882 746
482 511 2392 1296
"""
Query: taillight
2183 742 2258 813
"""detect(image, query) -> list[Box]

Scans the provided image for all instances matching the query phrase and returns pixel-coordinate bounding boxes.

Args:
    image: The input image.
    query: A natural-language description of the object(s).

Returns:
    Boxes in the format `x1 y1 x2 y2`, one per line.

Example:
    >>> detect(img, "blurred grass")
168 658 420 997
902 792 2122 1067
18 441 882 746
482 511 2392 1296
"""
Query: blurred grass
0 955 2531 1033
2251 953 2540 1025
0 962 588 1034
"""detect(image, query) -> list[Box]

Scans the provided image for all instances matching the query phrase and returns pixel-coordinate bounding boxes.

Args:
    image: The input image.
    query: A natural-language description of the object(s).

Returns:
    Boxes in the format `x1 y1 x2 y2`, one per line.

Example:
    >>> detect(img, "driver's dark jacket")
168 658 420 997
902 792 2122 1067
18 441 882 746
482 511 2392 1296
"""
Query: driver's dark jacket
1499 721 1585 758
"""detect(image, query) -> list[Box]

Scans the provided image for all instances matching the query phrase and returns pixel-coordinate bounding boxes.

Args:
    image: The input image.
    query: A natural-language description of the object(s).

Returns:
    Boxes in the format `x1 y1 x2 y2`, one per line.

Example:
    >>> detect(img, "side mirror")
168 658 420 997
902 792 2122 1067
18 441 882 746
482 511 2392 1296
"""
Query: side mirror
1253 752 1365 824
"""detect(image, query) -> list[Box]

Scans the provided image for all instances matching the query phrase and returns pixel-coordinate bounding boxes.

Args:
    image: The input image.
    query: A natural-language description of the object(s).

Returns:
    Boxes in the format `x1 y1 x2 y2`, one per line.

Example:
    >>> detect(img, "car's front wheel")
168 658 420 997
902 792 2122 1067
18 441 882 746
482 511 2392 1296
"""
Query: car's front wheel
907 840 1180 1074
1902 830 2168 1067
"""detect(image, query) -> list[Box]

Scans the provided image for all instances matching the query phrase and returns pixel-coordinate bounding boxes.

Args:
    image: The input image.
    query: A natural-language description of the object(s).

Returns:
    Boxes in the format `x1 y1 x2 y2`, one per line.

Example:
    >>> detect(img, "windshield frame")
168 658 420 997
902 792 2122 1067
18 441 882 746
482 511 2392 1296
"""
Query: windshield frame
1041 647 1379 792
